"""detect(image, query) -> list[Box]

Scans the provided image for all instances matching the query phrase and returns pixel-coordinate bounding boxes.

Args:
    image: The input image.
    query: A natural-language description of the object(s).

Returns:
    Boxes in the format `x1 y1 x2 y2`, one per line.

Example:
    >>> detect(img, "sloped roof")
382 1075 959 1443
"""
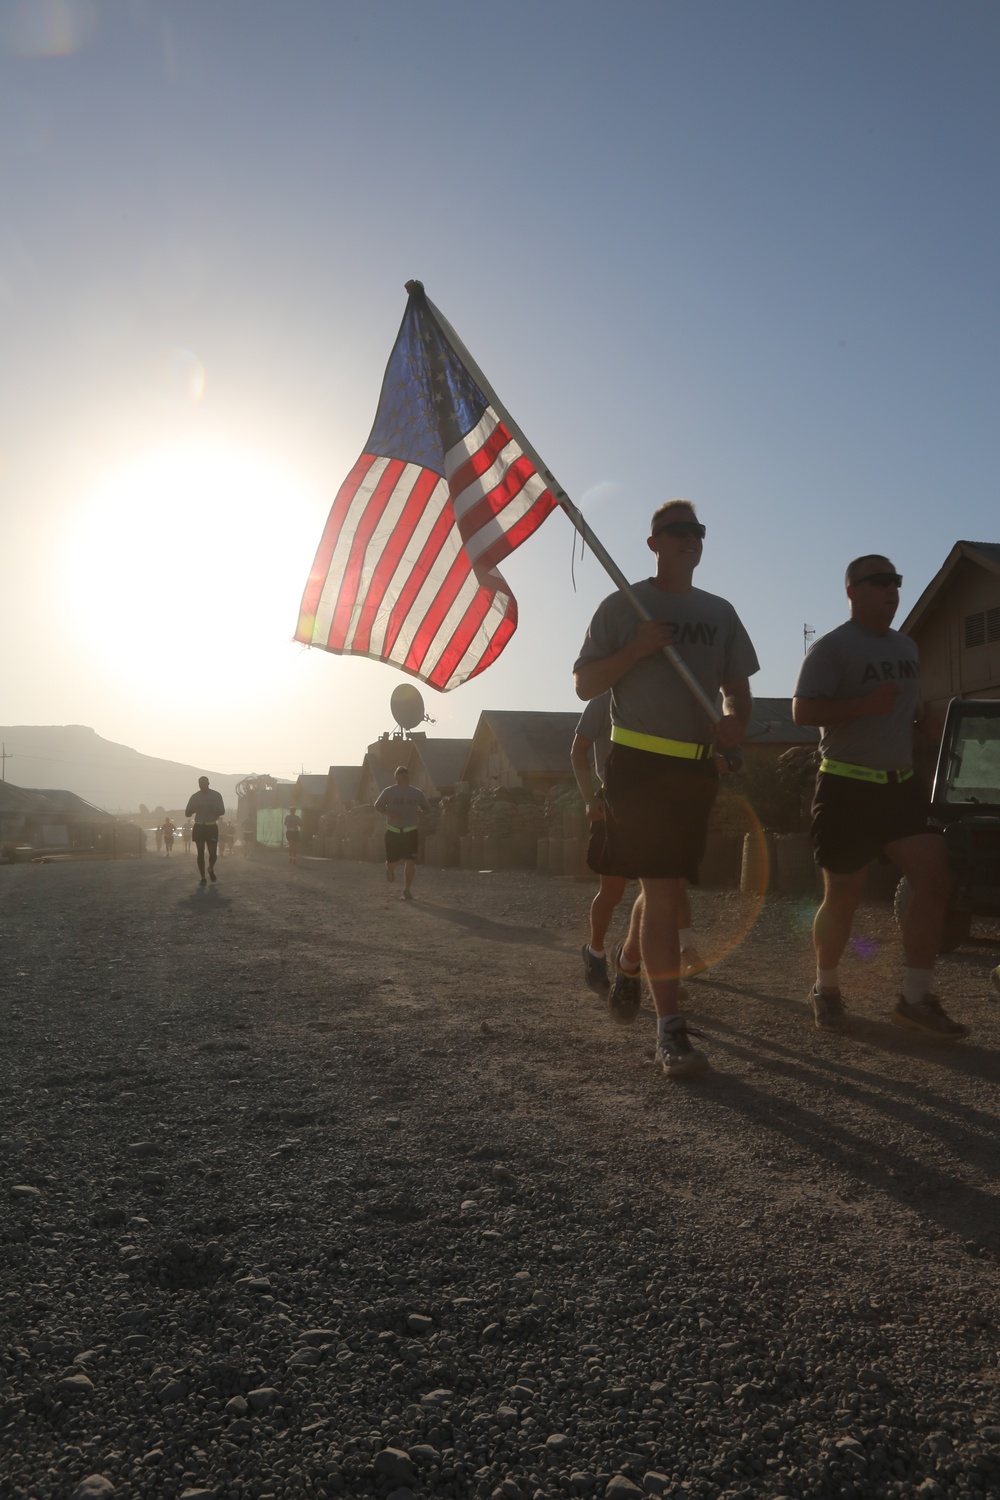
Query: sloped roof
474 711 580 777
360 755 395 795
327 766 362 802
29 788 115 819
294 774 329 802
0 782 51 814
407 734 472 790
901 541 1000 636
746 697 819 746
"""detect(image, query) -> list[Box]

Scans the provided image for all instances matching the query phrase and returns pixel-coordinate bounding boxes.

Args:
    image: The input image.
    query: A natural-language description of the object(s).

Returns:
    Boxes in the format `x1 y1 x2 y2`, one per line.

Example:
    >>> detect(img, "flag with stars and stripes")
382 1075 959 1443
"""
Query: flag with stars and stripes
294 285 558 691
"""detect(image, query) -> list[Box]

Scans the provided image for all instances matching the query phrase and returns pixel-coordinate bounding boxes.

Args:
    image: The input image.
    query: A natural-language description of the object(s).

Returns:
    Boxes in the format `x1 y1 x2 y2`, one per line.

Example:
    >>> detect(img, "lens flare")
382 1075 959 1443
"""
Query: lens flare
0 0 95 57
686 793 769 972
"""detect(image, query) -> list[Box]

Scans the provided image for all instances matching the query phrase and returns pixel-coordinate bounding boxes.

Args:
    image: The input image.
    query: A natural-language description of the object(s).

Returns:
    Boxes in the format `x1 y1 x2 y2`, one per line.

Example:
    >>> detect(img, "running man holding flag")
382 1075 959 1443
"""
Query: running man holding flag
574 499 758 1077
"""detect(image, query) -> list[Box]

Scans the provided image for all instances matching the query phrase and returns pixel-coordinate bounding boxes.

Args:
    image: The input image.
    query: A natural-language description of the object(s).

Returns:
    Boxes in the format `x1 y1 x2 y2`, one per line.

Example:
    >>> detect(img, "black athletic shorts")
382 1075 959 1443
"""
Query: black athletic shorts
385 828 418 863
192 824 219 852
590 742 718 881
285 830 300 844
810 771 939 874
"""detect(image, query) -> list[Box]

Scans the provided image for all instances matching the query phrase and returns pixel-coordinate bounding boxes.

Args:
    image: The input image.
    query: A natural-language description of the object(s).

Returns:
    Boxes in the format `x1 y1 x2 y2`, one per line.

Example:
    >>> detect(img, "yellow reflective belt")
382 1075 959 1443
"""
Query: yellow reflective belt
820 758 914 785
611 725 711 760
386 823 417 832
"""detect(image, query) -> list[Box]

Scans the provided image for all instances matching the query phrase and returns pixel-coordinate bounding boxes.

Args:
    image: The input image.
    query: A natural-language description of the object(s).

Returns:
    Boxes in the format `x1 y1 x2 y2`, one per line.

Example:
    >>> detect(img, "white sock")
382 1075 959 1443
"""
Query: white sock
657 1014 681 1040
589 944 605 959
903 968 934 1006
679 928 695 950
817 967 839 992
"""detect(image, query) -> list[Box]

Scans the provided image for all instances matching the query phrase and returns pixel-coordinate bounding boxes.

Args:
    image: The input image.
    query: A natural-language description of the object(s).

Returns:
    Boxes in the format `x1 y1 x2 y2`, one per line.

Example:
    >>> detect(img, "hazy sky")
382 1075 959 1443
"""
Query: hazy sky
2 1 997 779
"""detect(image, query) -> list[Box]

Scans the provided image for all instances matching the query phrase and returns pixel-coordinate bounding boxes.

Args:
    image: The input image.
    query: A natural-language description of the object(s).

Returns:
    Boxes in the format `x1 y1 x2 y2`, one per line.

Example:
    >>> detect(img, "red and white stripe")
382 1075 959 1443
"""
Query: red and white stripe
295 407 556 692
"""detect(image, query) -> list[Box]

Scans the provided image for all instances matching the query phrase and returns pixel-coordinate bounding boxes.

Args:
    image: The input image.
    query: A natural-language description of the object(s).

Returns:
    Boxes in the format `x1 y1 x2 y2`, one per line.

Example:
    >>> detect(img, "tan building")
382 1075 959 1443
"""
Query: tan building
901 541 1000 713
462 710 580 793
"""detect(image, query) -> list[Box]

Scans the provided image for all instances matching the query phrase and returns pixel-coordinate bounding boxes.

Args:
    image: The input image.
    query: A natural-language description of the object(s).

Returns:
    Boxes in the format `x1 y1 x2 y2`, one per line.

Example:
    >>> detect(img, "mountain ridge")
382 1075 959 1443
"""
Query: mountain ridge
0 725 265 813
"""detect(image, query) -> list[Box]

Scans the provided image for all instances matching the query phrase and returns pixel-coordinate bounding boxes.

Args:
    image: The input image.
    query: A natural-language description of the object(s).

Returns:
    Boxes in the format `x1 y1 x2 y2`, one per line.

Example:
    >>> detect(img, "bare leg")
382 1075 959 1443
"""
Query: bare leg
403 858 416 894
885 833 950 967
813 866 868 968
638 877 686 1017
619 889 644 971
590 875 627 952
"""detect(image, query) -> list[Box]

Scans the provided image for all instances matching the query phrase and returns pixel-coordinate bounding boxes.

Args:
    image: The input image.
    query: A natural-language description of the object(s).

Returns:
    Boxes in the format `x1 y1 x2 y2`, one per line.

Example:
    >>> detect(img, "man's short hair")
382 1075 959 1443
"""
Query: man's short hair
650 498 697 531
198 776 209 789
845 554 892 588
395 765 409 776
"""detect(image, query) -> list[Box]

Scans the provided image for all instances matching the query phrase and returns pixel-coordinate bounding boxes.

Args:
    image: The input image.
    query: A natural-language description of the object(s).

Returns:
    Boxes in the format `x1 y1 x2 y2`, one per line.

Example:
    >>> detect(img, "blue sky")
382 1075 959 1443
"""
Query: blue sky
1 1 997 778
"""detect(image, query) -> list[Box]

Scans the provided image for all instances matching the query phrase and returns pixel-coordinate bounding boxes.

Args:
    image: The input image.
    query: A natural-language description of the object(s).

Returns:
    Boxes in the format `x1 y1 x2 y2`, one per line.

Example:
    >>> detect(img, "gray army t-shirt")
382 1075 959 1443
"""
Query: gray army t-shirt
575 691 612 780
574 581 759 744
185 788 225 825
793 620 921 770
373 784 430 829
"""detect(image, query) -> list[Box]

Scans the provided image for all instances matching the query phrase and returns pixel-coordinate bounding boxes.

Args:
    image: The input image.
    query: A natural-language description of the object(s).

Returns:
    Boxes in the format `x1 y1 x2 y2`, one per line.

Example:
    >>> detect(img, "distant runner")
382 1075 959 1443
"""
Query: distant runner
184 776 226 886
793 553 967 1041
284 808 302 865
160 817 176 856
374 766 429 901
181 819 192 854
574 499 757 1077
572 690 707 1000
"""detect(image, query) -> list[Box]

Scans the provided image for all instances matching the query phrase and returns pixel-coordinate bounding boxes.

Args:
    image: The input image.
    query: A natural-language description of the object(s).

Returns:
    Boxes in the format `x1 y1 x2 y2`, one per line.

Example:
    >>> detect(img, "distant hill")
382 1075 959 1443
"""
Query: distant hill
0 726 250 814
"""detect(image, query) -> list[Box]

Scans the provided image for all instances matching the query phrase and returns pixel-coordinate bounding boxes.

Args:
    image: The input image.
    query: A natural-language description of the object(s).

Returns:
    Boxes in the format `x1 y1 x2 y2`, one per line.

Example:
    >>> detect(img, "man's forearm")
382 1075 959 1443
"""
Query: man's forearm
721 680 752 728
570 742 598 804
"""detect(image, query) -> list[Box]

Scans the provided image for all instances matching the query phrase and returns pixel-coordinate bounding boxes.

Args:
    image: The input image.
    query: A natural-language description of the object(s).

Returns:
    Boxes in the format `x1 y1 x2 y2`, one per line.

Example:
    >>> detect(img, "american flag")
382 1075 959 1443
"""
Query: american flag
295 285 558 691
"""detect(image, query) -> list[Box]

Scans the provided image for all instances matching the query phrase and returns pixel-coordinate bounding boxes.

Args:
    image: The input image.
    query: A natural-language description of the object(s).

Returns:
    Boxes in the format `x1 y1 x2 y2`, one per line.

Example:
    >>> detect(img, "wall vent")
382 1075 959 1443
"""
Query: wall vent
965 612 986 648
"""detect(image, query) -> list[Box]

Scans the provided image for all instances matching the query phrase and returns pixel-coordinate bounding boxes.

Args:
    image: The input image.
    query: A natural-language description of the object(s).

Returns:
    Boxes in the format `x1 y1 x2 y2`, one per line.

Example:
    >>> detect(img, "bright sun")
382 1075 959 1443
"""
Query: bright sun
60 445 322 711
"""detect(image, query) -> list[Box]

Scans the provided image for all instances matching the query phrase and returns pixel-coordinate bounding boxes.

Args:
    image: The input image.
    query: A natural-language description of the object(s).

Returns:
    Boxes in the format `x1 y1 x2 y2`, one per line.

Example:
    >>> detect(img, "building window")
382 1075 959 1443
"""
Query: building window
989 606 1000 644
965 612 986 648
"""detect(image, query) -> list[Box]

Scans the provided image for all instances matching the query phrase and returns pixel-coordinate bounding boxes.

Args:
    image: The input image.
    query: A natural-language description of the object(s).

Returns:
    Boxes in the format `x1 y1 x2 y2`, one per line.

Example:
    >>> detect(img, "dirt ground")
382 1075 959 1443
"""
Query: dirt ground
2 848 1000 1499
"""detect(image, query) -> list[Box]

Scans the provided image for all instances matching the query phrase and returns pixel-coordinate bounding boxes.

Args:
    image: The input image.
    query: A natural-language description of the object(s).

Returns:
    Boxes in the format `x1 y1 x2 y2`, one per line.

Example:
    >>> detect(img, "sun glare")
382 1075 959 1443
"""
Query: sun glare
60 445 321 712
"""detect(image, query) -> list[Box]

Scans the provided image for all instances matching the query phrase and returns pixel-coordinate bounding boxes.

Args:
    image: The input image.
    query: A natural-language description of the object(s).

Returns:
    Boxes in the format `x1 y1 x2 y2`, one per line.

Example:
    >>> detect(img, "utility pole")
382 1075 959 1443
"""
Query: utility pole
803 624 815 655
0 743 11 781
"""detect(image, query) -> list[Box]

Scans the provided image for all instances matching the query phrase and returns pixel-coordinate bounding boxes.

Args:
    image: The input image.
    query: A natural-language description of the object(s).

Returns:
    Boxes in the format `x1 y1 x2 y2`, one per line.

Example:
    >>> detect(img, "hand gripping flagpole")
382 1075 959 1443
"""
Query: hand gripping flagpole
406 280 724 735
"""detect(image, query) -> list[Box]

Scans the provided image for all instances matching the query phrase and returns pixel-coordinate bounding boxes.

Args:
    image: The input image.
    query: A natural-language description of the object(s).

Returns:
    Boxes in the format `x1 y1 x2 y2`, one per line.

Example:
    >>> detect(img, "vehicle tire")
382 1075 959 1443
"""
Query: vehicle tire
893 877 970 953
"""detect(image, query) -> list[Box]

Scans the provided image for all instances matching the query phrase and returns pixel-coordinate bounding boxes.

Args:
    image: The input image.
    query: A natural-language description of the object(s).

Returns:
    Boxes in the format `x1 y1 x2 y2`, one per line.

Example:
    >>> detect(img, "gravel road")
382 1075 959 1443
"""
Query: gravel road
2 852 999 1500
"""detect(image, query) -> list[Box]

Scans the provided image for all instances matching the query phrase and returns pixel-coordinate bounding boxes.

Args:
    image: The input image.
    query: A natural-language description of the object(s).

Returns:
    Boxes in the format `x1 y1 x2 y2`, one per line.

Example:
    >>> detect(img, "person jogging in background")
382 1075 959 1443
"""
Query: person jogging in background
574 499 758 1078
793 554 967 1041
284 807 302 865
160 817 176 855
374 766 429 901
572 690 707 1001
184 776 226 886
181 819 192 855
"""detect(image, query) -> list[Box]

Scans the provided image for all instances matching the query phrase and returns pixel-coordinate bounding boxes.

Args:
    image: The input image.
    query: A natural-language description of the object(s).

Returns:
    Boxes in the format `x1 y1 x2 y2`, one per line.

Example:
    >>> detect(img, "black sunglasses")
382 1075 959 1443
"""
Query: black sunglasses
854 571 902 588
652 520 706 540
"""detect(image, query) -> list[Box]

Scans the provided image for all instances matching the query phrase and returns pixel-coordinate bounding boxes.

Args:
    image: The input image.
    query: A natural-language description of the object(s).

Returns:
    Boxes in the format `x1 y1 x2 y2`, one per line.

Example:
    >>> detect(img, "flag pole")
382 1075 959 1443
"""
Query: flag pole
408 280 722 729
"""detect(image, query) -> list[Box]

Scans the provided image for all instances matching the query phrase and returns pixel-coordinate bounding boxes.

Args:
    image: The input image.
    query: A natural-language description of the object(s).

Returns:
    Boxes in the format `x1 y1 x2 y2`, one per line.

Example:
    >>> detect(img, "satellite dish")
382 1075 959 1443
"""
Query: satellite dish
390 684 425 731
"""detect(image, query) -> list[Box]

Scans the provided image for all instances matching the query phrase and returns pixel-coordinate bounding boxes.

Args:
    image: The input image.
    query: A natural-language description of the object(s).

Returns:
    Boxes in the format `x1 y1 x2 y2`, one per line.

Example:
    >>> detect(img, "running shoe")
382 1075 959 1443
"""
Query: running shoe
810 984 847 1032
581 944 610 995
209 869 217 884
891 994 968 1043
656 1017 709 1078
681 946 708 978
199 878 207 887
608 941 642 1025
387 865 395 883
403 888 414 901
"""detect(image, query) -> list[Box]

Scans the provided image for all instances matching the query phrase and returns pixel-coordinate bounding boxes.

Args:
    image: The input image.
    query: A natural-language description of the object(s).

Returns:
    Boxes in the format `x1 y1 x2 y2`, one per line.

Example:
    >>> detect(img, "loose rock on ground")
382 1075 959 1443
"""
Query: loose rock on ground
2 853 999 1498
